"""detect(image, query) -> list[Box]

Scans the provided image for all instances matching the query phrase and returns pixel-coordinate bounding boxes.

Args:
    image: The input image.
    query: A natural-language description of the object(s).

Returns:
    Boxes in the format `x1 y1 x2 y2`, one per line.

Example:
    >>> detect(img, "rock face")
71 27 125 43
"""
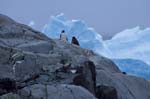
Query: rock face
0 14 150 99
96 85 118 99
19 84 95 99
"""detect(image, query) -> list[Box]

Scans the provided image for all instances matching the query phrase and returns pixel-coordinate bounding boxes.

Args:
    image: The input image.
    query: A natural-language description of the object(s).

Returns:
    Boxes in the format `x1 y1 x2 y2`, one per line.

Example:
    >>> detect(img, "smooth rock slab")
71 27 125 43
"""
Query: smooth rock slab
19 84 96 99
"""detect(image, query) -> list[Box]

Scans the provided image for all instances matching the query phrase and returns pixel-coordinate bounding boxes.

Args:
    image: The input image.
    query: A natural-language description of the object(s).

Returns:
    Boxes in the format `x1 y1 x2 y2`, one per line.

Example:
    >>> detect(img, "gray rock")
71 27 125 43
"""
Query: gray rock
0 14 15 25
96 85 118 99
19 84 96 99
73 61 96 95
96 70 150 99
17 41 54 54
0 78 17 95
0 93 20 99
0 13 150 99
0 64 14 79
89 55 121 73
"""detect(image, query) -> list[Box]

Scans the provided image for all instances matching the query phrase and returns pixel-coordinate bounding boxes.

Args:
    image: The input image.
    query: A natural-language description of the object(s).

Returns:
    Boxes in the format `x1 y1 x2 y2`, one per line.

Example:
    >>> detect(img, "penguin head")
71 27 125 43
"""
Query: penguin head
72 36 77 40
61 30 65 33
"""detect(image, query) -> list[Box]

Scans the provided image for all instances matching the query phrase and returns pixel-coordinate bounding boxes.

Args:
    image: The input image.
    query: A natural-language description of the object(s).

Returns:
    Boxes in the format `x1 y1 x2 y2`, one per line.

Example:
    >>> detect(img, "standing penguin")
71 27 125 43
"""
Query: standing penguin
60 30 68 42
71 36 80 46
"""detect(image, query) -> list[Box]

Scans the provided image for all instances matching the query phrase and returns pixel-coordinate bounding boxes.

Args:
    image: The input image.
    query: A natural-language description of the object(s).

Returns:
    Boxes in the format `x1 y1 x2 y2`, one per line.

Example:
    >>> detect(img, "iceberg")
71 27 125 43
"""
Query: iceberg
105 26 150 65
113 58 150 79
41 14 150 65
42 13 110 56
28 21 35 28
40 14 150 79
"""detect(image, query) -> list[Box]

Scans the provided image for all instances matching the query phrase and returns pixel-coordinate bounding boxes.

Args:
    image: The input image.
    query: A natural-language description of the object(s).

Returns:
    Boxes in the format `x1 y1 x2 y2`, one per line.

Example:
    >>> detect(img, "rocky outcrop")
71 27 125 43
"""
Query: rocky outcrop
19 84 96 99
0 78 17 95
0 93 20 99
96 85 118 99
0 14 150 99
96 70 150 99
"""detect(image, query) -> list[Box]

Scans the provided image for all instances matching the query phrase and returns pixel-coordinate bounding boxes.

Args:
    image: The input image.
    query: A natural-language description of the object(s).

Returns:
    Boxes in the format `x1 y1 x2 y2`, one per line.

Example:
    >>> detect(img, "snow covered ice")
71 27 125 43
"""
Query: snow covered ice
105 26 150 65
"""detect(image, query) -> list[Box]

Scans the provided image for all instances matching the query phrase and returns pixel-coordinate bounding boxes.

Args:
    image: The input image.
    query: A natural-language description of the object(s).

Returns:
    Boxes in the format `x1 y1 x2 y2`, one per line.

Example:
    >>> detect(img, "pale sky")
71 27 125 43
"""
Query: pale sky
0 0 150 39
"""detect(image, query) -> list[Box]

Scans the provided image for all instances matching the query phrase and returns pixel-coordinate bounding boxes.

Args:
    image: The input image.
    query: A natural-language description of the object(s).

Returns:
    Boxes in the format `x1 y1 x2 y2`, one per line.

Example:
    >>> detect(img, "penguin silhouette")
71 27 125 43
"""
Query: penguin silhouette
71 36 80 46
60 30 68 42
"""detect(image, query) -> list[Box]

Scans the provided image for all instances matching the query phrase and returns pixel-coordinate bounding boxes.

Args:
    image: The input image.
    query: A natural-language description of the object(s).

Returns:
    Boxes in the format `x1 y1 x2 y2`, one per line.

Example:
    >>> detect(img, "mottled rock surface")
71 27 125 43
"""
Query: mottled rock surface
0 14 150 99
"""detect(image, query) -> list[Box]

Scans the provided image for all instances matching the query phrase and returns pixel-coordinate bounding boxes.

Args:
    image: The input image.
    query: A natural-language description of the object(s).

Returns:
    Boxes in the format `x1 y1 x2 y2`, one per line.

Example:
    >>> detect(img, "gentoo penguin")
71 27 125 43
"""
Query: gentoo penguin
60 30 68 42
71 36 80 46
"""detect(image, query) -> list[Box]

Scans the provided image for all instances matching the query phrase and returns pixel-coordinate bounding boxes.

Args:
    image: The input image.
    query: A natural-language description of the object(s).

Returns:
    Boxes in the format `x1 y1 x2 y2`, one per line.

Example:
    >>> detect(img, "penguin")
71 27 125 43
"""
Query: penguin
60 30 68 42
122 72 127 75
71 36 80 46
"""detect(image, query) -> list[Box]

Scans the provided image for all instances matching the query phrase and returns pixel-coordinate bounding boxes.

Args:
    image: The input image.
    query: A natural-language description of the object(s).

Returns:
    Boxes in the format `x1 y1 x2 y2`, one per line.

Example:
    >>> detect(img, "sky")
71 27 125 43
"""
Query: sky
0 0 150 39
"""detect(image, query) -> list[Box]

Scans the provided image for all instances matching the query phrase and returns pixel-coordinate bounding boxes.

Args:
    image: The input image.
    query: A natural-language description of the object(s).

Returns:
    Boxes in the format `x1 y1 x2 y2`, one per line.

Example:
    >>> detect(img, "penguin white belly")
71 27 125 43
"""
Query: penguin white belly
60 33 68 42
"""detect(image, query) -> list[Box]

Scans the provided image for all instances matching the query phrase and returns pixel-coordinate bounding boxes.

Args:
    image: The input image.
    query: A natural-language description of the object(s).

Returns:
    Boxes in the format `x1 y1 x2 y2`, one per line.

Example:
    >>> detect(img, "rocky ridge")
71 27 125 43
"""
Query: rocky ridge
0 14 150 99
